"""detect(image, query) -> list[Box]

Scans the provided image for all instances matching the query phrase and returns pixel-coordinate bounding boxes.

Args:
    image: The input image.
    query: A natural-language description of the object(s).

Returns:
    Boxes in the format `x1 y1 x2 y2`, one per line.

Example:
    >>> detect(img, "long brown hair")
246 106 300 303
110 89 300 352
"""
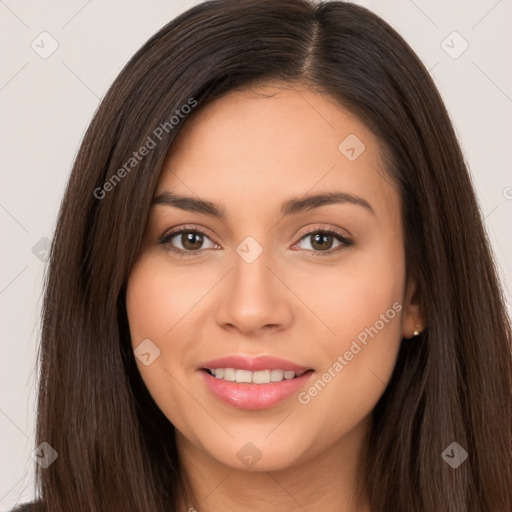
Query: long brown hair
32 1 511 511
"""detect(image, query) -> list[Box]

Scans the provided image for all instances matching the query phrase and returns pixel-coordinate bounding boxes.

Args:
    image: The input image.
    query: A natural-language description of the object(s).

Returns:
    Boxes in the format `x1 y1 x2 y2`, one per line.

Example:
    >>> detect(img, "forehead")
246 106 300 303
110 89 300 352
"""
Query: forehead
156 84 397 218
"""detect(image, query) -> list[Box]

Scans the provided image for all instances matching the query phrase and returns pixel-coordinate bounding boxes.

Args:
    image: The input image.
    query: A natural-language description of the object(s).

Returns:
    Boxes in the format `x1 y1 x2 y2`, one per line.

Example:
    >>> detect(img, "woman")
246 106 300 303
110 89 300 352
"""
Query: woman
11 0 511 511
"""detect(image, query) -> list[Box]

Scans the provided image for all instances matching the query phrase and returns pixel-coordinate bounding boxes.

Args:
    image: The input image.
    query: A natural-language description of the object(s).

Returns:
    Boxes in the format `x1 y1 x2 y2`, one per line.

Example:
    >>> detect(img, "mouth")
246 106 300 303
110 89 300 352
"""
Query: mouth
201 367 314 384
197 362 315 409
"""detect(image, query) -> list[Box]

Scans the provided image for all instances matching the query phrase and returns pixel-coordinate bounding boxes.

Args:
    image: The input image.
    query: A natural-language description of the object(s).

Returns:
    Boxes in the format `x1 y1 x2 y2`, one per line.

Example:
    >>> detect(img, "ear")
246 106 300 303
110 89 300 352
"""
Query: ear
401 274 425 339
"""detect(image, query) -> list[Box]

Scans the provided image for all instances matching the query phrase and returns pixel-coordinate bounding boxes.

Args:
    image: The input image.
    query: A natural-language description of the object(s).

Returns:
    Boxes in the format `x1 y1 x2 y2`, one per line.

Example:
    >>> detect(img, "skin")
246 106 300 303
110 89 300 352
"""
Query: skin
125 83 423 512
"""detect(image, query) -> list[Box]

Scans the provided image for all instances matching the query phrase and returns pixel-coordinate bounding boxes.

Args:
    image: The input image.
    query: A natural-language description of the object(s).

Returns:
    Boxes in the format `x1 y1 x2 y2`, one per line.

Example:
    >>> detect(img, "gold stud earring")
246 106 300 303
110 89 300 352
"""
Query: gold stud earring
413 325 420 336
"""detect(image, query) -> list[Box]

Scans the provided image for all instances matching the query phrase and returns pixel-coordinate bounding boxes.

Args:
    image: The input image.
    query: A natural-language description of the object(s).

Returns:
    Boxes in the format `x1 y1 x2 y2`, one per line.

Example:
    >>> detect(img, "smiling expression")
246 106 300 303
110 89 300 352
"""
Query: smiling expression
125 83 420 472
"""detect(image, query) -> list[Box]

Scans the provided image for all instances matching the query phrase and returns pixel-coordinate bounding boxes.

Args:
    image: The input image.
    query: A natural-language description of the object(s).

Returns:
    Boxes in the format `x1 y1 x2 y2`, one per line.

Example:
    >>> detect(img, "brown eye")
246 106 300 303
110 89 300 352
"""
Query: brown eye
295 229 354 256
180 231 204 251
160 228 217 255
310 232 335 251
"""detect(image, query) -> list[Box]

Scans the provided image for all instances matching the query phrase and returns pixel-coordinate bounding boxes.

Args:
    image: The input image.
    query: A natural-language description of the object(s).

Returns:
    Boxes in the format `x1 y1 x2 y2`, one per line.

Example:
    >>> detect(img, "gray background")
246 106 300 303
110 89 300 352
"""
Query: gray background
1 0 511 508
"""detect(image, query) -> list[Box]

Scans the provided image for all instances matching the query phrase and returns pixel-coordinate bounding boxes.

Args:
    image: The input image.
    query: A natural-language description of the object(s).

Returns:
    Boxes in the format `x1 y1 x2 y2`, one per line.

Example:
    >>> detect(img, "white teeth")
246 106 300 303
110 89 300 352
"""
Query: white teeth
270 369 284 381
222 368 236 381
208 368 308 384
253 370 271 384
235 369 252 383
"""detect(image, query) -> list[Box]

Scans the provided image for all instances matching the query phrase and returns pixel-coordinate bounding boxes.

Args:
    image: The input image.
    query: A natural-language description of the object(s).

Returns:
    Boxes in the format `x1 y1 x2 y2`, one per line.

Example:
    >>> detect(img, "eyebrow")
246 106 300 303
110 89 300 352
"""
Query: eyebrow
152 190 375 218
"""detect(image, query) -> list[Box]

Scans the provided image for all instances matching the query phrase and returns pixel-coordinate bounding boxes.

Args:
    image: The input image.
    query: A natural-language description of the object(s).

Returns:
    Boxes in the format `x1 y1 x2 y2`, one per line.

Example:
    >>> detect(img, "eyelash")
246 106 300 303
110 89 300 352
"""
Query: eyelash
159 225 354 258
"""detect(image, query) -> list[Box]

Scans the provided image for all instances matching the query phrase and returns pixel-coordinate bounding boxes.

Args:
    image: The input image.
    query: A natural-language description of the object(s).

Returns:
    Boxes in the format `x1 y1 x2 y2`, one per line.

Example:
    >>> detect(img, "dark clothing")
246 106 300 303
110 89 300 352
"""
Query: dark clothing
9 502 45 512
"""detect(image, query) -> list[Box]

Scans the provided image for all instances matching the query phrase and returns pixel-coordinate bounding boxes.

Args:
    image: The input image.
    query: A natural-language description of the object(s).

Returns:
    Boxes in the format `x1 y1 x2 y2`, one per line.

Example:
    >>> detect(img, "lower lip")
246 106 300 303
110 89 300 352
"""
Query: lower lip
198 369 314 409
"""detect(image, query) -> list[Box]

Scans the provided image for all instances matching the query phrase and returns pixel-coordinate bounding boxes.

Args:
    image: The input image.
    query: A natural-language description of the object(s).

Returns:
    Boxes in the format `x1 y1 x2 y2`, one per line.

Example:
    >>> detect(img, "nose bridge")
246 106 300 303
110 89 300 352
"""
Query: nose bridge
232 242 271 294
214 239 292 333
230 232 274 293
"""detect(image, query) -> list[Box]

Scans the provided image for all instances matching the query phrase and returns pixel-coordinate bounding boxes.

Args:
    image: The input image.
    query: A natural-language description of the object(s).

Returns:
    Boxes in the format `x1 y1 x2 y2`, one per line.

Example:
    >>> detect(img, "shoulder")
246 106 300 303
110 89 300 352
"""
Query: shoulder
9 501 45 512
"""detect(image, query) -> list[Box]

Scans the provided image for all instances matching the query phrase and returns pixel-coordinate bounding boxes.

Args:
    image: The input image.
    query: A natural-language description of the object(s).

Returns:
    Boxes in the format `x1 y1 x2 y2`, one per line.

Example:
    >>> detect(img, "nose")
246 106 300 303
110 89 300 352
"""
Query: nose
214 250 293 337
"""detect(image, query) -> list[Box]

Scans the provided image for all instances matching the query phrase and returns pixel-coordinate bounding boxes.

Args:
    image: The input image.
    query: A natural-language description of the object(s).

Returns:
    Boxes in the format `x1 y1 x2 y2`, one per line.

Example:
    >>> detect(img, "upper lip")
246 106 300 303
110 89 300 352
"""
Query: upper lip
199 355 312 372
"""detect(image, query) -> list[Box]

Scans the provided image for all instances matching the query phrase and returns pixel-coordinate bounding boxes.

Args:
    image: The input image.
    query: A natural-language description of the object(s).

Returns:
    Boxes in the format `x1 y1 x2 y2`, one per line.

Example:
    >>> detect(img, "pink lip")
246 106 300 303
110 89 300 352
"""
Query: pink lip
198 369 314 409
199 355 311 373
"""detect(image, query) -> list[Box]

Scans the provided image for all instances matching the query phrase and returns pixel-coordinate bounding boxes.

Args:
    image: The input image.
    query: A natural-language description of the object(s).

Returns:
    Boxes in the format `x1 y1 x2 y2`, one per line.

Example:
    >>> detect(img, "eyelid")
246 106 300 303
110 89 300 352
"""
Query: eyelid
161 224 216 242
294 223 353 241
159 223 354 256
159 224 219 255
291 225 354 256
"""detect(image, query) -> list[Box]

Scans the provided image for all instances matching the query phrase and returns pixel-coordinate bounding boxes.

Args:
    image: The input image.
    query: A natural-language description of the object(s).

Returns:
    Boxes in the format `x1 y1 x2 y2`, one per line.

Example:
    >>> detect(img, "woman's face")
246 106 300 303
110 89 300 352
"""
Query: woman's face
126 84 421 472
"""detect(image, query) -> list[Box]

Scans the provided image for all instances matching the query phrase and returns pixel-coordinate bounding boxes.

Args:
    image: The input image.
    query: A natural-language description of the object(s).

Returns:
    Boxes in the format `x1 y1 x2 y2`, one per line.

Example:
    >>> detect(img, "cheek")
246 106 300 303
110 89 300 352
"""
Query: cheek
125 255 201 410
126 252 236 430
126 253 212 347
296 243 405 429
301 231 405 346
